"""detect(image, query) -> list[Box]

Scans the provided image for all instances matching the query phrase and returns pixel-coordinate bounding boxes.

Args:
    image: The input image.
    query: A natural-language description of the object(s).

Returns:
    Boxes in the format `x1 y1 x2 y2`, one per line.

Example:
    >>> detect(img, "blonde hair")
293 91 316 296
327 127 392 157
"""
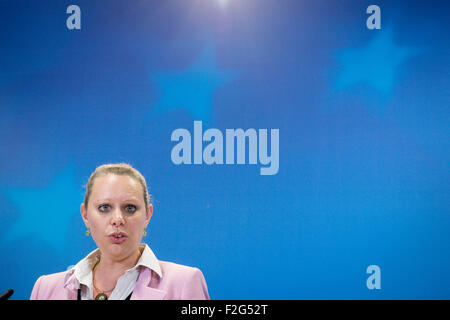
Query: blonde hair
84 163 150 212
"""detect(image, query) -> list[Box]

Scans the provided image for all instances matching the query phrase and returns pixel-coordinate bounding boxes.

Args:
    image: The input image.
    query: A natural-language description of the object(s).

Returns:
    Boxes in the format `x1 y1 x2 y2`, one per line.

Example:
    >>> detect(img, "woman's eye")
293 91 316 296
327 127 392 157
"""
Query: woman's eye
98 204 110 212
125 205 137 213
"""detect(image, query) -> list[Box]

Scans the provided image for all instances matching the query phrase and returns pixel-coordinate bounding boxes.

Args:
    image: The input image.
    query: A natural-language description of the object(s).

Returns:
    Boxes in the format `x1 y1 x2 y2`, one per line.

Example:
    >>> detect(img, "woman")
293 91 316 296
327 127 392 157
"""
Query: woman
30 163 209 300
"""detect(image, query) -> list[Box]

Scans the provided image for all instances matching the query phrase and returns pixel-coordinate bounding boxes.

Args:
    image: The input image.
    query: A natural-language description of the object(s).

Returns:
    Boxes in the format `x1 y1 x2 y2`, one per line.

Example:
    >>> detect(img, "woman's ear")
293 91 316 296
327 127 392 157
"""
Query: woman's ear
80 203 89 228
145 203 153 226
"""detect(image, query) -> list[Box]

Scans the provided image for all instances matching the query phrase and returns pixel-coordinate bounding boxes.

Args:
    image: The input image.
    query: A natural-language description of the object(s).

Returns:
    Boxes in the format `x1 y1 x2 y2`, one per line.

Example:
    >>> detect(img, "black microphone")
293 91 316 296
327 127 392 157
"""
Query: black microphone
0 288 14 300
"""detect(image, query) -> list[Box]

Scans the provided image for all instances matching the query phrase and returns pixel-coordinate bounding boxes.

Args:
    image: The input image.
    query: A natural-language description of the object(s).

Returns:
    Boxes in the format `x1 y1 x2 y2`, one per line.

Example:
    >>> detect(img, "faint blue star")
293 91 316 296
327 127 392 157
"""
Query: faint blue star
150 44 235 124
334 27 422 94
2 164 81 252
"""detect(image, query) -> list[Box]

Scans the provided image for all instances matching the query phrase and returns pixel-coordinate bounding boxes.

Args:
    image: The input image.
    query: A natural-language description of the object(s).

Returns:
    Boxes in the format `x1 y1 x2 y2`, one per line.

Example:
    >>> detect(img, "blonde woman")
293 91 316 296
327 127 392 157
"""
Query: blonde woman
30 163 209 300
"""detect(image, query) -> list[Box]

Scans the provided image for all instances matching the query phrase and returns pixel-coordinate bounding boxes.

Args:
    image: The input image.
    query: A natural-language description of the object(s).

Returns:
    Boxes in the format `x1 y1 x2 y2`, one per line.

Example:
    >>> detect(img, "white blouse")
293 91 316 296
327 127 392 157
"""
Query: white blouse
70 243 162 300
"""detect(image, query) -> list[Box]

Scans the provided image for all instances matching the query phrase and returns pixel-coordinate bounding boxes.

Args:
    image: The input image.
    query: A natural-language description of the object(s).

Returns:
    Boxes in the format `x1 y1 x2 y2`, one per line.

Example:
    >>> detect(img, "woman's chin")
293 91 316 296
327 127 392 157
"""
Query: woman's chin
102 241 137 260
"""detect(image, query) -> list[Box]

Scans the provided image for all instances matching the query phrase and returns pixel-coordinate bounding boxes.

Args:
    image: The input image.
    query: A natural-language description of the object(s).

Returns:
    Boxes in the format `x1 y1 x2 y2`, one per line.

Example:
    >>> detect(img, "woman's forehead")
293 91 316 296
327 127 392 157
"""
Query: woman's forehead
90 174 143 200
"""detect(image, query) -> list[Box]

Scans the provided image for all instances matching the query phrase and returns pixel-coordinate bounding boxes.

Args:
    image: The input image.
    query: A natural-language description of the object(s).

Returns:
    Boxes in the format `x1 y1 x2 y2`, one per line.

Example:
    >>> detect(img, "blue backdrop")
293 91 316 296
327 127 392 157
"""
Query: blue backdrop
0 0 449 299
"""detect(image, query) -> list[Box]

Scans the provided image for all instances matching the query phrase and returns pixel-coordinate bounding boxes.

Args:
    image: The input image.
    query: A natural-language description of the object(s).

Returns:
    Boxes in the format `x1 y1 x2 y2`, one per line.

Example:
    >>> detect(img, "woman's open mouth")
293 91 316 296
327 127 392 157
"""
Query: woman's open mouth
108 232 127 244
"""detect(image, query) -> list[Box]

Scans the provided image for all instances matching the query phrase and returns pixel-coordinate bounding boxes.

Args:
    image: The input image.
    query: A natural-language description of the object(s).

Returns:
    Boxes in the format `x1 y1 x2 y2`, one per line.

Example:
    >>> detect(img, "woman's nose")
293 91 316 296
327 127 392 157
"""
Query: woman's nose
111 207 125 226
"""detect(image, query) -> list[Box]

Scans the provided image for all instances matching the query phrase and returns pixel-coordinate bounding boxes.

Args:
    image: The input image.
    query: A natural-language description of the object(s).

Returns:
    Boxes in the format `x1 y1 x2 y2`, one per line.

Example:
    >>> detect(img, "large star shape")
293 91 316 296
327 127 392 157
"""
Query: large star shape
2 164 81 252
150 44 235 124
334 27 421 95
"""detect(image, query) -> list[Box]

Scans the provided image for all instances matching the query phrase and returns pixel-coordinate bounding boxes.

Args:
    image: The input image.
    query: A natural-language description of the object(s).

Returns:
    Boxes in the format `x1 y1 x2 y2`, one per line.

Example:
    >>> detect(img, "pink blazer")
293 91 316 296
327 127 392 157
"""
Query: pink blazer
30 260 210 300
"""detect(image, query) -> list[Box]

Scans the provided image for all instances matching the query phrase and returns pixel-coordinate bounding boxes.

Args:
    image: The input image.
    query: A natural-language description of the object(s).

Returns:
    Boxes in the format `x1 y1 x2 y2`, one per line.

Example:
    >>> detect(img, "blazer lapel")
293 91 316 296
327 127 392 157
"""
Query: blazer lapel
130 268 166 300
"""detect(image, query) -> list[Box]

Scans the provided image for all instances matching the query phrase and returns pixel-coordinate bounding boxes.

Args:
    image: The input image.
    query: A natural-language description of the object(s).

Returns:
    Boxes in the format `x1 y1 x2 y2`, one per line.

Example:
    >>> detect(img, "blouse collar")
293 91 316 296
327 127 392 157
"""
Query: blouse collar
64 243 162 291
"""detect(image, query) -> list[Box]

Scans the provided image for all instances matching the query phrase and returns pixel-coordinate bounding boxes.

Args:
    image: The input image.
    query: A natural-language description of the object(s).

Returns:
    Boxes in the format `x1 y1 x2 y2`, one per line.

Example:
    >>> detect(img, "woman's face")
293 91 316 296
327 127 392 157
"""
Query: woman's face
81 174 152 261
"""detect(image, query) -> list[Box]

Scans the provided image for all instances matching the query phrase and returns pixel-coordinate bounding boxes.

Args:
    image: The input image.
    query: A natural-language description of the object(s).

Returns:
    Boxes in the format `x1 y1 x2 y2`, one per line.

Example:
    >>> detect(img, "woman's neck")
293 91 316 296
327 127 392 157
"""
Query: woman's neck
94 248 142 292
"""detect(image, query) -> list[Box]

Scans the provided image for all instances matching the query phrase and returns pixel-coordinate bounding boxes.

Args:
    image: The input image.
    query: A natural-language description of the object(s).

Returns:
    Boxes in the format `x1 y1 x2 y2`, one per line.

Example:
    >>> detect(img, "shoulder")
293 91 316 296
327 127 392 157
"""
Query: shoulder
159 260 201 277
158 260 207 287
33 270 69 289
153 261 210 299
30 270 73 300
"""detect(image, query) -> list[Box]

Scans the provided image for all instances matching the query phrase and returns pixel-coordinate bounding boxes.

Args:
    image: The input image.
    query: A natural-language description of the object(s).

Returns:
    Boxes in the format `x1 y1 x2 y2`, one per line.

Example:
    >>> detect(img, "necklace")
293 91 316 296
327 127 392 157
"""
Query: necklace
92 261 115 300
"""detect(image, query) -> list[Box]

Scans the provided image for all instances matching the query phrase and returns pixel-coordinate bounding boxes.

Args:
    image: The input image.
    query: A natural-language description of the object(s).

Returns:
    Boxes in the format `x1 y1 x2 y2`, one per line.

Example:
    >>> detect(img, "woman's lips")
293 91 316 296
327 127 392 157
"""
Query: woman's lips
108 232 127 244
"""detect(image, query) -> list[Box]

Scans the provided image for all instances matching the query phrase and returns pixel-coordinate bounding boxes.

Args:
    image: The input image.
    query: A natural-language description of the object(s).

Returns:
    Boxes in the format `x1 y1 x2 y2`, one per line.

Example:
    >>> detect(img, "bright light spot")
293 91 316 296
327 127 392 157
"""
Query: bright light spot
217 0 228 7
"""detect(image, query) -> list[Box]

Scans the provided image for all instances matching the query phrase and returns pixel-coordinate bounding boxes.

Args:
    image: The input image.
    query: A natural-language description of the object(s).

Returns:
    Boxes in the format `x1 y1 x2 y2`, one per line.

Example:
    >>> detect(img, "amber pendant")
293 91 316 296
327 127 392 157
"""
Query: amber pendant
95 293 108 300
